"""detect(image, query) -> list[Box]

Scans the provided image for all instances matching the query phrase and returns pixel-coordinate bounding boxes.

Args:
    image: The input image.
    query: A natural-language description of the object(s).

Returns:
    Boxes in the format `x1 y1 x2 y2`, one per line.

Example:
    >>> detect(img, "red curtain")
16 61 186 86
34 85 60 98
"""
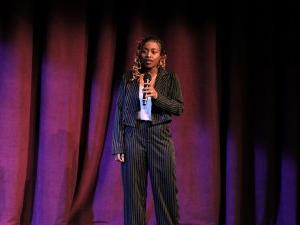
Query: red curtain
0 0 299 225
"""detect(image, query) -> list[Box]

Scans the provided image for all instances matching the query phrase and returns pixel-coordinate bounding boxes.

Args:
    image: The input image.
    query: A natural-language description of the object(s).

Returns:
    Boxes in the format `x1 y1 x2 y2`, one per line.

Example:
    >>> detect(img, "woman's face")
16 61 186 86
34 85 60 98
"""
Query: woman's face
140 40 162 70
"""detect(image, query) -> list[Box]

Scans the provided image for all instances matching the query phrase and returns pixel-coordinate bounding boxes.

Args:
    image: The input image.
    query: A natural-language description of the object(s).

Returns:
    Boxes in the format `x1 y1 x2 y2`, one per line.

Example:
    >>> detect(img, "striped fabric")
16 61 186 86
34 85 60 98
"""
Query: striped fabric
112 69 184 225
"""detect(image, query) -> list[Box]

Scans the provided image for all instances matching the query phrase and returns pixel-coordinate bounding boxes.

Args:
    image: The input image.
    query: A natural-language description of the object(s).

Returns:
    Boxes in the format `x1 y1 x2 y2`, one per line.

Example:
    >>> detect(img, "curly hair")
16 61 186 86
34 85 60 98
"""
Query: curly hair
131 35 167 81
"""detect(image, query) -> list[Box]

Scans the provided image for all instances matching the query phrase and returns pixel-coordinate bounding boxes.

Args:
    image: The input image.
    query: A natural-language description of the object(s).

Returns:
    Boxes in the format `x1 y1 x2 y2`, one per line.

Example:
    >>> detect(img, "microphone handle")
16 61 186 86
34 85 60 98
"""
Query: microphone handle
142 80 150 105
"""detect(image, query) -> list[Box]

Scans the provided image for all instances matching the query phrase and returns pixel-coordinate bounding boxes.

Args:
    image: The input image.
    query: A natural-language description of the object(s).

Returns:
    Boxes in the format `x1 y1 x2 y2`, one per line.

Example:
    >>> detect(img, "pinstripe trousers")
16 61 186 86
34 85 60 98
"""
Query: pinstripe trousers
122 120 179 225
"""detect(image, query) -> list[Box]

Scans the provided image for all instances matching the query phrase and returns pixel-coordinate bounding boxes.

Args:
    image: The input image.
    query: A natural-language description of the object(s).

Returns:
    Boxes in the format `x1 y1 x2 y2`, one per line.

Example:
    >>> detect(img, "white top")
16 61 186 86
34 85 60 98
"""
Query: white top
137 84 152 121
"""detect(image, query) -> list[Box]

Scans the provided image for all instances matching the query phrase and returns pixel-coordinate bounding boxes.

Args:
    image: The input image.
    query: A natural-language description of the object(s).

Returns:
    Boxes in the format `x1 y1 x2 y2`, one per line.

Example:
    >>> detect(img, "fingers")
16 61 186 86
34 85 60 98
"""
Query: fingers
115 153 125 163
143 86 158 99
117 153 124 162
119 153 125 162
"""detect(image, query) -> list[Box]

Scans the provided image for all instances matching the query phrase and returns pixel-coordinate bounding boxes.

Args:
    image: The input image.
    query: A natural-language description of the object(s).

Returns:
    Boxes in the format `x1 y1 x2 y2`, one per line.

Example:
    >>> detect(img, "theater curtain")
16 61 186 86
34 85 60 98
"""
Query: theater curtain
0 0 298 225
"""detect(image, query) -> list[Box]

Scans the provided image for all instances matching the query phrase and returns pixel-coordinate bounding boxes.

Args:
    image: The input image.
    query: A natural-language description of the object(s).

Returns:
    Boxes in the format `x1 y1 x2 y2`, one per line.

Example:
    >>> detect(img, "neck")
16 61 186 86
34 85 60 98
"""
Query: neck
146 67 158 78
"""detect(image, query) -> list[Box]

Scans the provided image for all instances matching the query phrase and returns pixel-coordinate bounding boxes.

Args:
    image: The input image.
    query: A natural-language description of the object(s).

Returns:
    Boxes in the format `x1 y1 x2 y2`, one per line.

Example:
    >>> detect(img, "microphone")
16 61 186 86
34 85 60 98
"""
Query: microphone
142 73 152 105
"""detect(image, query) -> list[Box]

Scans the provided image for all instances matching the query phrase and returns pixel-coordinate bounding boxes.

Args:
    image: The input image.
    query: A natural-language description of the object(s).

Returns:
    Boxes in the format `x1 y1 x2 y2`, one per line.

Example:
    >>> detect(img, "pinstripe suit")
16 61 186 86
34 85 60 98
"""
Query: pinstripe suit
112 69 183 225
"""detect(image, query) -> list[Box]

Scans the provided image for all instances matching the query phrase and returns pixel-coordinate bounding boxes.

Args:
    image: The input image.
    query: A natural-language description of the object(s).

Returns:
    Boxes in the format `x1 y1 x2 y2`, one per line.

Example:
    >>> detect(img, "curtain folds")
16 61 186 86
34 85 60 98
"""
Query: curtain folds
0 0 299 225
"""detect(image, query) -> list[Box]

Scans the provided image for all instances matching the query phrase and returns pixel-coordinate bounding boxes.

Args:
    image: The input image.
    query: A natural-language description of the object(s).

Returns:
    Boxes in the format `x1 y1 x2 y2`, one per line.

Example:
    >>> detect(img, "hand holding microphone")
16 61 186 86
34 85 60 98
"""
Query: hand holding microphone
143 73 151 105
142 73 158 105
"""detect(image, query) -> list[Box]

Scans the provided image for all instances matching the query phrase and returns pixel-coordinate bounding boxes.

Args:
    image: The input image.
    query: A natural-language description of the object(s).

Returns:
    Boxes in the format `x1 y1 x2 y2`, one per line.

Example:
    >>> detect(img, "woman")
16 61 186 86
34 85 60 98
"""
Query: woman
112 35 184 225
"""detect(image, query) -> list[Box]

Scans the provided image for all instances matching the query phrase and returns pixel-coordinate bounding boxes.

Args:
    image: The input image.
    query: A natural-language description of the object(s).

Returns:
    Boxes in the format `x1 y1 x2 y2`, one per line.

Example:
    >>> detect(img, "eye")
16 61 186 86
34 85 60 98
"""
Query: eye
152 50 160 54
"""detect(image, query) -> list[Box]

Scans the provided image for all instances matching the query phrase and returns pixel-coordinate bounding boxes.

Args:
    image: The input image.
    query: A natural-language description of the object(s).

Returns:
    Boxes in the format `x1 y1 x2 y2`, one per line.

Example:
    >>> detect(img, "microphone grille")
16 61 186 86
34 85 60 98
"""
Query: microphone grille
143 73 152 82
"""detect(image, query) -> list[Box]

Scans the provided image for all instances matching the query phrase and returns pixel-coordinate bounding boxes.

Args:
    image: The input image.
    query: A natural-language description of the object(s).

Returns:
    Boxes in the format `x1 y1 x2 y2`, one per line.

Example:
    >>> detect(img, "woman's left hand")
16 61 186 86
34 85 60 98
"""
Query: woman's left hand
143 84 158 99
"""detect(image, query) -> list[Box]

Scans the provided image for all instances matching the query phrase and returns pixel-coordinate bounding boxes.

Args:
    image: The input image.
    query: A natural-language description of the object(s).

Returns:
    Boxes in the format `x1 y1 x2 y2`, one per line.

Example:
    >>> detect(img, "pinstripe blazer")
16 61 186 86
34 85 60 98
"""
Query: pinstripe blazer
112 69 184 155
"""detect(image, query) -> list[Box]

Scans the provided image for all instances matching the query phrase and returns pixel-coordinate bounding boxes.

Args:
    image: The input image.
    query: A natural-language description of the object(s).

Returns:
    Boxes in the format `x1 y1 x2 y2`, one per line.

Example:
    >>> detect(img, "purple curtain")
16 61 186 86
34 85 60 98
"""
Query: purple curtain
0 0 299 225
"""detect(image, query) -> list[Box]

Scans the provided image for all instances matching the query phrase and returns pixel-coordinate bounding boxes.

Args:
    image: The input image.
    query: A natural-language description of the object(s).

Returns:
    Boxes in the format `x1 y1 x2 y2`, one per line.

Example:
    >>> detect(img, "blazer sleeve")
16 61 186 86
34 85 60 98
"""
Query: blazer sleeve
112 74 126 155
153 72 184 116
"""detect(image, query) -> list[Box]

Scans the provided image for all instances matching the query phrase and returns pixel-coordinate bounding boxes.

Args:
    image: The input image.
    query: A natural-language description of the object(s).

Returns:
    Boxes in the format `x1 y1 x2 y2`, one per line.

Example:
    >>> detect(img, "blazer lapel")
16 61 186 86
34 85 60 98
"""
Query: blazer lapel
155 69 169 95
127 78 139 111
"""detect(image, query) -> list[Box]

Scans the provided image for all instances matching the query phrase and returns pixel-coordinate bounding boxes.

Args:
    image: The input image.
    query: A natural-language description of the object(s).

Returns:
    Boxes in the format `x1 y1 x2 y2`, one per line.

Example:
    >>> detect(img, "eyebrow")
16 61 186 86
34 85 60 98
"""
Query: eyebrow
142 47 160 51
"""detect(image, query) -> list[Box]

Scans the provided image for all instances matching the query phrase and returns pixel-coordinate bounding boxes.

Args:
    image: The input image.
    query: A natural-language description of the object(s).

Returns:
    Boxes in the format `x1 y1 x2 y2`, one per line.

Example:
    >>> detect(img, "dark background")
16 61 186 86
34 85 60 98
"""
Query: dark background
0 0 299 224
